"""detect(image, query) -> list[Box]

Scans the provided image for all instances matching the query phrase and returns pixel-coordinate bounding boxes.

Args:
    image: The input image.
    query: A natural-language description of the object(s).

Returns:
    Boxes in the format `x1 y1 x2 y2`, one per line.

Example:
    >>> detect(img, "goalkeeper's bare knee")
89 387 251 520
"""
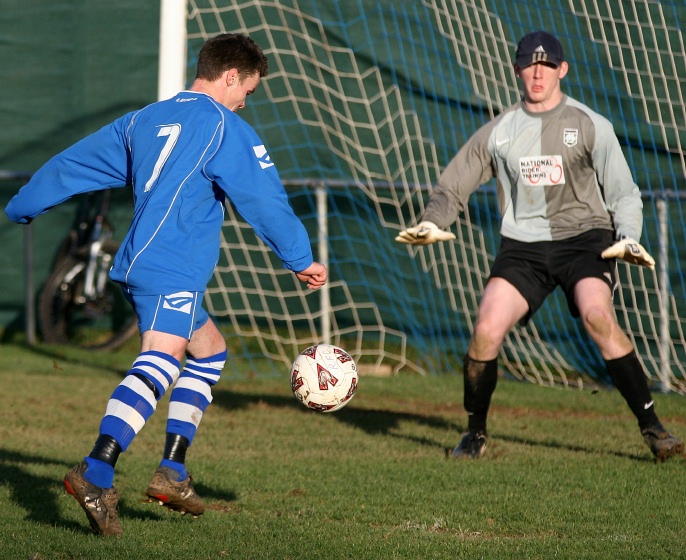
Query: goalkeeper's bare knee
582 308 632 357
468 329 504 361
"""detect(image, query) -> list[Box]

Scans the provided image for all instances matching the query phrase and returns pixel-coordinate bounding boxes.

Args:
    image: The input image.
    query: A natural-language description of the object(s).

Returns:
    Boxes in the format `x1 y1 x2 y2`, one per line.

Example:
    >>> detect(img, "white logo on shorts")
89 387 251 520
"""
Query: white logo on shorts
162 291 194 314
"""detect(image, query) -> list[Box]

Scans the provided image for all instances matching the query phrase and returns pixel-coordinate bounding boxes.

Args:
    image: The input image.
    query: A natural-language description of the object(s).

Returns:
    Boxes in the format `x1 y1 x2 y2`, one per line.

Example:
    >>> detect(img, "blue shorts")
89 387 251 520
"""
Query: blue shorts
124 291 210 340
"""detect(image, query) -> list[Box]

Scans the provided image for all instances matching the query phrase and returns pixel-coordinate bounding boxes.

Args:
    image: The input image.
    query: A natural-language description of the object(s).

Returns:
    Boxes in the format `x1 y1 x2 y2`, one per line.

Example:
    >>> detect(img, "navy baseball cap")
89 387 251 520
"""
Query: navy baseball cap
515 31 564 68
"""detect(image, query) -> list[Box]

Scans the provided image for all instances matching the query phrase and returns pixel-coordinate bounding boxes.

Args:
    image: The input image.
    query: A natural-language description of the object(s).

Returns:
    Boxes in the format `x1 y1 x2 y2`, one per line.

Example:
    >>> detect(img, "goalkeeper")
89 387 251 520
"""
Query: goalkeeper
5 33 326 536
396 30 681 463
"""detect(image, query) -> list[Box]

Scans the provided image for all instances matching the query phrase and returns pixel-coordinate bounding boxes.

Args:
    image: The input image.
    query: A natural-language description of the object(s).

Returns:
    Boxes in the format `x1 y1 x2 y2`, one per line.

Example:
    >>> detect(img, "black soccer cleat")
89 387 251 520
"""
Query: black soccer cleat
641 424 684 463
448 430 487 459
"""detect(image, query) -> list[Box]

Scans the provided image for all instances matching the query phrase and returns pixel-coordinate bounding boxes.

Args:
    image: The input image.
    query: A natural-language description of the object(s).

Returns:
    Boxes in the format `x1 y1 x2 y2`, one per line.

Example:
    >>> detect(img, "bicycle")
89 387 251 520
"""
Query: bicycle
38 189 138 351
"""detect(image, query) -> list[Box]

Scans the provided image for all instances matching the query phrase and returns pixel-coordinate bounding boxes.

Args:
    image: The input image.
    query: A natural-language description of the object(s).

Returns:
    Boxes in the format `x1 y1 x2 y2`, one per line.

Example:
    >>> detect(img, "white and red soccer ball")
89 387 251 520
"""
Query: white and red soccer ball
290 344 358 412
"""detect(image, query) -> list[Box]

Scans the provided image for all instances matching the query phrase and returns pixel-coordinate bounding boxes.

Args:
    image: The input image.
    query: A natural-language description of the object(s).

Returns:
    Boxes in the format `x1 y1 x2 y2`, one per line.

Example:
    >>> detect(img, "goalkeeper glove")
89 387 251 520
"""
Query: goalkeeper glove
395 221 456 245
601 237 655 270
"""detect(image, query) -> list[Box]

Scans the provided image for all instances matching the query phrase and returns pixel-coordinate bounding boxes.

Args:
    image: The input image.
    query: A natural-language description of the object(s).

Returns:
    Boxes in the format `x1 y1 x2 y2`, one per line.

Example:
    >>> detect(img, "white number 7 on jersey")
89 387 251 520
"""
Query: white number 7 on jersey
144 124 181 192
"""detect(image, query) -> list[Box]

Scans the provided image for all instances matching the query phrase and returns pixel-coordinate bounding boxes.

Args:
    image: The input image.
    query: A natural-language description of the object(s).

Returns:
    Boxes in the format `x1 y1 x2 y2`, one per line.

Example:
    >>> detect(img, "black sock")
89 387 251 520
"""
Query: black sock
605 351 659 431
463 355 498 434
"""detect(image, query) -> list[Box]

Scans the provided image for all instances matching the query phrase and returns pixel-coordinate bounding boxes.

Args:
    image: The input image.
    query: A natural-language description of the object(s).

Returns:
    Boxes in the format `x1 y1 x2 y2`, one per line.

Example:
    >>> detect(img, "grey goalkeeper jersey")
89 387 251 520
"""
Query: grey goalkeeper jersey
423 95 643 242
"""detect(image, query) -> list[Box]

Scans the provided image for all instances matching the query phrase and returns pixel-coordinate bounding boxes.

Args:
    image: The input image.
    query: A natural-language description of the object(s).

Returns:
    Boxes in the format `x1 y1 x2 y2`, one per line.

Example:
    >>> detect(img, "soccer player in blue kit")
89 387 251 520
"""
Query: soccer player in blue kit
5 33 327 536
396 31 682 464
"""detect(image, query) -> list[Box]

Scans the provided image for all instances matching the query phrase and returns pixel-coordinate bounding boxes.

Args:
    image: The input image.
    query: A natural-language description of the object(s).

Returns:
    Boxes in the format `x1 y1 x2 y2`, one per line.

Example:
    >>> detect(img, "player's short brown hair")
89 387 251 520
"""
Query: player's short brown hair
195 33 269 82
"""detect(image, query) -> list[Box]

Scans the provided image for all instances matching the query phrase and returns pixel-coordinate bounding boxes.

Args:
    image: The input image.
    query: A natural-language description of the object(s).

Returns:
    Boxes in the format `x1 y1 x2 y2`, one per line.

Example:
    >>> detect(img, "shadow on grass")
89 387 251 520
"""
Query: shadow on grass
211 389 660 463
16 342 131 379
212 389 463 451
0 447 237 535
0 448 158 535
0 449 76 529
494 432 653 463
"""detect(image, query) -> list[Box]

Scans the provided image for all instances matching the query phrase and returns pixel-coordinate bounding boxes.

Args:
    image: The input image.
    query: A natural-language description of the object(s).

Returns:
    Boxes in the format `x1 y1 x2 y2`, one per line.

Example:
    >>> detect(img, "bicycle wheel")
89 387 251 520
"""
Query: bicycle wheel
38 252 138 351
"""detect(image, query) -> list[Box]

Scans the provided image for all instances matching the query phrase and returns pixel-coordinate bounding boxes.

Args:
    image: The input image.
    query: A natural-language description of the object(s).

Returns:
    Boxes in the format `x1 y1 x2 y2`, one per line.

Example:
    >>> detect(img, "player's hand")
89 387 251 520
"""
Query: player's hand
601 237 655 270
296 262 327 290
395 221 456 245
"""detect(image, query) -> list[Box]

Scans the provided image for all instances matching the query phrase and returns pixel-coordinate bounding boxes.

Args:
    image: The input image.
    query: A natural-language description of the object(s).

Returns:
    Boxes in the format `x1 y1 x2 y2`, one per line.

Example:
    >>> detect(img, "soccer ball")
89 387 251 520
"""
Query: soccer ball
290 344 358 412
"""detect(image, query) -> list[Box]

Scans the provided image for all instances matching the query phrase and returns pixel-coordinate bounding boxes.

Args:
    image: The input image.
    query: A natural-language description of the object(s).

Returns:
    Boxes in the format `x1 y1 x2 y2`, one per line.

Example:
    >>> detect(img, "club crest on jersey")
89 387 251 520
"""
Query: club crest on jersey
162 291 194 314
253 145 275 169
563 128 578 147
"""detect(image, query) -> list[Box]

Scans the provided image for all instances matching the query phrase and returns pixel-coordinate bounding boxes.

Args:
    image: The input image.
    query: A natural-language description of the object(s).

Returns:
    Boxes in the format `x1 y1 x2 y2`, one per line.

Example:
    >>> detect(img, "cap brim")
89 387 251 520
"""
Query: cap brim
515 55 562 68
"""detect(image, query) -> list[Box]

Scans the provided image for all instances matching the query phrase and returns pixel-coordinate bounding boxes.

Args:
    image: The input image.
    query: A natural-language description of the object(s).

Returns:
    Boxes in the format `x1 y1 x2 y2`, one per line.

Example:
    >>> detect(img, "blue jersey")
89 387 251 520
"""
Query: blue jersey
5 91 314 295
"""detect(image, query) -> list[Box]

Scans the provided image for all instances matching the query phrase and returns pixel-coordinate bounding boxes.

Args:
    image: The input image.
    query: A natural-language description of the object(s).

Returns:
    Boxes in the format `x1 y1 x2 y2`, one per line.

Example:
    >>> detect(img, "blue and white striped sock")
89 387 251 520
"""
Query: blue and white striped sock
99 351 181 451
166 350 227 445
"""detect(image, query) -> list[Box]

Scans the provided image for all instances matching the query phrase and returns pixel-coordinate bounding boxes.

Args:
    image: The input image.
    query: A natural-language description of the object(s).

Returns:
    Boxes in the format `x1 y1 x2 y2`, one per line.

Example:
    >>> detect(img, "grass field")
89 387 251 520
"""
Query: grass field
0 341 685 559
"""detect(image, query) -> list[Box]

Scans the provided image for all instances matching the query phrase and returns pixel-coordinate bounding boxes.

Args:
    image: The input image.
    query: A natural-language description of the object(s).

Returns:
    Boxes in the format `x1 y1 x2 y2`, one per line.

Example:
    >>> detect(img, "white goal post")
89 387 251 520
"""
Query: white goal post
157 0 188 101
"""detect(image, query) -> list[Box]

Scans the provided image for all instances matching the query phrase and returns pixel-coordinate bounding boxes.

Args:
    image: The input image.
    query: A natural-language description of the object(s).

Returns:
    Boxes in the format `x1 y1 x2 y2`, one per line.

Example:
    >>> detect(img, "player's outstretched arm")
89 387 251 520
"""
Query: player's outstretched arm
395 221 456 245
601 237 655 270
295 262 327 290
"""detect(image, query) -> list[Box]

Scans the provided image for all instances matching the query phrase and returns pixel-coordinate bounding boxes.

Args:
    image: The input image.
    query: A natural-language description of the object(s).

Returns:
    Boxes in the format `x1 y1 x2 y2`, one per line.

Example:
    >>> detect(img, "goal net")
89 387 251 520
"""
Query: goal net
185 0 686 392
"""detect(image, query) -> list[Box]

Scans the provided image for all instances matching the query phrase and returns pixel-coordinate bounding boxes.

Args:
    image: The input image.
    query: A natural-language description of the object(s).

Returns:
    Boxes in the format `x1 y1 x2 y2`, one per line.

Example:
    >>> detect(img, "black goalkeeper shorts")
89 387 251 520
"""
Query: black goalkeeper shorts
489 229 617 324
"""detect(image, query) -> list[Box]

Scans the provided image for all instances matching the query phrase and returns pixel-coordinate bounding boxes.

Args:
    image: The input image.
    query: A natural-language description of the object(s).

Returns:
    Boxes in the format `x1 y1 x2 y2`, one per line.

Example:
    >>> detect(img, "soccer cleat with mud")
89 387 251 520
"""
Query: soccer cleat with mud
145 466 205 517
641 424 684 463
63 461 122 537
448 430 487 459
